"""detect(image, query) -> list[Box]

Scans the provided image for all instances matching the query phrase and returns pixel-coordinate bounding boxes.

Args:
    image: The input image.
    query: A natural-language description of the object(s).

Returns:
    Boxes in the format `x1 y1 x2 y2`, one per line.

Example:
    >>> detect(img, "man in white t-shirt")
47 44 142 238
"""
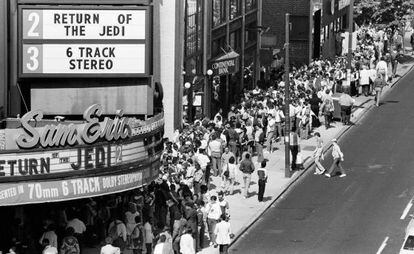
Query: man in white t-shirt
100 237 120 254
376 56 388 82
42 239 58 254
359 65 371 96
153 234 166 254
66 217 86 235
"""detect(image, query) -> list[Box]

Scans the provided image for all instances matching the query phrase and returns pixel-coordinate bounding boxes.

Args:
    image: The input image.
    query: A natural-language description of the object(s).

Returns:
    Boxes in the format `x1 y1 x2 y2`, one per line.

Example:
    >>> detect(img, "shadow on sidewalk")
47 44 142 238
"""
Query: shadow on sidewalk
379 100 399 106
399 54 414 64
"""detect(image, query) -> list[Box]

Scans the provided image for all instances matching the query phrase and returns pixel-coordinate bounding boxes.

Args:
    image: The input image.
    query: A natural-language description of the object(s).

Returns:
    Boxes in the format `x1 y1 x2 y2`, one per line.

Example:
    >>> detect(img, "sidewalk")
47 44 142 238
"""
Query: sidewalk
200 57 414 254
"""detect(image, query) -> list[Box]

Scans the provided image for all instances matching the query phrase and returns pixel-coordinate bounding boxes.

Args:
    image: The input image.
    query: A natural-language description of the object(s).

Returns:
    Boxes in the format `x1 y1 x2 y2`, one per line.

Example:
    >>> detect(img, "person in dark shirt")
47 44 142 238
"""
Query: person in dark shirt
257 161 268 202
239 153 255 198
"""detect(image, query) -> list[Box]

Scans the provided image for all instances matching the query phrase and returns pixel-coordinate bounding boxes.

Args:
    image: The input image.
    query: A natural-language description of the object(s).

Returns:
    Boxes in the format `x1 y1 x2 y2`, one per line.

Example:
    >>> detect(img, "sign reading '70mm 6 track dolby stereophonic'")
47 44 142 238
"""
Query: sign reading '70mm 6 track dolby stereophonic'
19 7 151 77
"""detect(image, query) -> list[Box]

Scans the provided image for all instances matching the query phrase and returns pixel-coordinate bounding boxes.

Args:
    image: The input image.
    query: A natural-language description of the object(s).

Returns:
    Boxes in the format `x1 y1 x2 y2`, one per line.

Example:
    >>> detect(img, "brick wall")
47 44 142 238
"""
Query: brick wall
262 0 310 66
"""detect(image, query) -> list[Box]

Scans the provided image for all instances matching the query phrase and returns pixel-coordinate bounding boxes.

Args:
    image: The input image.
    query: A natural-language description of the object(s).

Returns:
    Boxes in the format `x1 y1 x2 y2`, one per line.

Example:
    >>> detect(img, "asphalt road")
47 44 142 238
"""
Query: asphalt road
230 68 414 254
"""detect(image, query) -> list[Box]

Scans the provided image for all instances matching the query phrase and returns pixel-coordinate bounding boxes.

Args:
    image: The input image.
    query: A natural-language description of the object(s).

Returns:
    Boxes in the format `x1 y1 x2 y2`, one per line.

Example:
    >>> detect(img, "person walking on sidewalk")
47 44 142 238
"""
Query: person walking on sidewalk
373 73 388 107
257 161 268 202
411 32 414 55
338 88 355 126
213 214 234 254
289 128 300 171
239 153 255 198
254 125 265 163
207 195 221 245
325 138 346 178
209 134 223 176
313 132 326 175
319 90 334 129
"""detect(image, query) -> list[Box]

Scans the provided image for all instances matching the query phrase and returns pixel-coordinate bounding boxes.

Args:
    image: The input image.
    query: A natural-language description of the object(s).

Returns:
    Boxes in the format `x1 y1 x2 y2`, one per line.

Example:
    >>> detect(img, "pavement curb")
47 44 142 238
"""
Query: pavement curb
228 60 414 248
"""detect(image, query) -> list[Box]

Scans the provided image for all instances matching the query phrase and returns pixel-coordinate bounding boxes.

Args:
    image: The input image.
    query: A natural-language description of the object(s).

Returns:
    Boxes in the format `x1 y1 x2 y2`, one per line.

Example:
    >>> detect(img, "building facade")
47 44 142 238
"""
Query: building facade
261 0 350 68
0 0 165 249
182 0 261 120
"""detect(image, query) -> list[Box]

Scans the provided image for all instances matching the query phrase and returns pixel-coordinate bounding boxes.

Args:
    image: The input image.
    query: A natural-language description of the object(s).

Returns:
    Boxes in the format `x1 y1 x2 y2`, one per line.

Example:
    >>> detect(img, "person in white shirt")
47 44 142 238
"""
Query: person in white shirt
194 148 210 171
66 217 86 235
359 65 372 96
144 219 154 254
100 237 120 254
208 134 223 176
207 196 222 244
325 138 346 178
39 225 58 248
153 234 166 254
265 114 276 153
213 214 233 254
179 228 195 254
375 56 388 82
274 105 285 143
41 239 58 254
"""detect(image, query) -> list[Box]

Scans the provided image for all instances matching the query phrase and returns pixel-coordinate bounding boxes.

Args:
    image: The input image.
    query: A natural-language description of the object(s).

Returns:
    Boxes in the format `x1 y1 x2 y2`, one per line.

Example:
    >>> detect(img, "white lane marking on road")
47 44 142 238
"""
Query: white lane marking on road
401 201 413 220
343 182 356 195
376 236 389 254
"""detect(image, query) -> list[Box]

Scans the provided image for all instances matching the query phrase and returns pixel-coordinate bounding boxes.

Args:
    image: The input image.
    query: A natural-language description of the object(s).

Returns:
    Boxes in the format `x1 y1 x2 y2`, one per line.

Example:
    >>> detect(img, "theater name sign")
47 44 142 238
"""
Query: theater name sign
0 105 164 205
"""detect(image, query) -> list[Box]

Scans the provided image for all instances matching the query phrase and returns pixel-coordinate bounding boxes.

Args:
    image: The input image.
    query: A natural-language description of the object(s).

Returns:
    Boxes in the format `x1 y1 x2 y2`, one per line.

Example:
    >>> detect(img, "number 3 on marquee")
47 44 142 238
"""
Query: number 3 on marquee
26 46 39 71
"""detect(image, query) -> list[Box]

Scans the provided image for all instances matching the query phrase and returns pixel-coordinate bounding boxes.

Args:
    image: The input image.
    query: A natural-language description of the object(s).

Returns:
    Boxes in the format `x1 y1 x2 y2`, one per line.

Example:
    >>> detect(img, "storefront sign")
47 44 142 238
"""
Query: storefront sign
0 165 157 206
22 9 146 40
22 44 145 74
16 104 131 149
210 57 238 76
339 0 350 10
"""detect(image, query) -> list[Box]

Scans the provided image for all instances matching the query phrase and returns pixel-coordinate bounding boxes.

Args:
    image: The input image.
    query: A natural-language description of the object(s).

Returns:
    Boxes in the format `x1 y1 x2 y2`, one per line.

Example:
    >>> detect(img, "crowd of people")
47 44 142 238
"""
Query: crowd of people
3 24 407 254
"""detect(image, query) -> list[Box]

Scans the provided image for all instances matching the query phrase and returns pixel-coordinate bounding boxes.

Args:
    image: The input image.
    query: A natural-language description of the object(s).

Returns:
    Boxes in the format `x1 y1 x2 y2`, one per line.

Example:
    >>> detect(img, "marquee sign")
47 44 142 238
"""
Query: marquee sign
0 105 164 181
0 162 159 206
22 44 145 74
16 104 132 149
22 9 146 40
0 139 148 178
19 7 151 77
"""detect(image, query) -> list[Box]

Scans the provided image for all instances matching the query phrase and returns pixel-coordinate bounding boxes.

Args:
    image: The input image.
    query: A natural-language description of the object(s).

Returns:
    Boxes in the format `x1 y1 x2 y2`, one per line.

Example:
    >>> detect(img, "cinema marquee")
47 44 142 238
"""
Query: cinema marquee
0 105 164 206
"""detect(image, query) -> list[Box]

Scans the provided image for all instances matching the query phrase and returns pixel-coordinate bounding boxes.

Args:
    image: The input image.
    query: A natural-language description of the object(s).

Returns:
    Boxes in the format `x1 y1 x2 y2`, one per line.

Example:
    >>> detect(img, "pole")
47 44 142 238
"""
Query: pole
187 84 193 122
284 13 291 178
347 0 354 76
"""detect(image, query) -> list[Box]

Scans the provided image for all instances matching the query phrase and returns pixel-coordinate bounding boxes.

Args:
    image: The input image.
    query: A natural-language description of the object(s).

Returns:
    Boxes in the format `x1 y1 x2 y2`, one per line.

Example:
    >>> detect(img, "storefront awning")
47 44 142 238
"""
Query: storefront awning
210 51 240 76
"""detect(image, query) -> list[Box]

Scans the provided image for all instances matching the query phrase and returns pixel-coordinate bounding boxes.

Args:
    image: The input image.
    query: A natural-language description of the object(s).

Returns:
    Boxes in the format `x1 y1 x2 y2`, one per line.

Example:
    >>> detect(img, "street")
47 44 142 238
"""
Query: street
230 67 414 254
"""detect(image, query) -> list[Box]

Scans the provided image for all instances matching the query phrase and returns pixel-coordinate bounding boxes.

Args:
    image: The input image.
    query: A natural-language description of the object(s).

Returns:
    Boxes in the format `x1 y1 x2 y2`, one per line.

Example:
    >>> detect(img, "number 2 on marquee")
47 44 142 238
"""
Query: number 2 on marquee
115 145 123 164
27 12 40 37
26 46 39 71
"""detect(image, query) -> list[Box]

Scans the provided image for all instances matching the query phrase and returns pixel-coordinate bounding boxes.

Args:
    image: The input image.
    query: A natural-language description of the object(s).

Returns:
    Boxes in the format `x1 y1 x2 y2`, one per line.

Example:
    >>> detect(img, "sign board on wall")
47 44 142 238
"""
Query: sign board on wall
19 7 151 77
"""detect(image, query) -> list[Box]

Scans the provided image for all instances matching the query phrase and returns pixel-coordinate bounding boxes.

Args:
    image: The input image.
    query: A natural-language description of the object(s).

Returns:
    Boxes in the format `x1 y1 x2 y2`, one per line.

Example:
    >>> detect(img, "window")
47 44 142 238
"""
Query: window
213 0 226 27
229 29 241 51
185 0 202 57
230 0 241 20
245 0 257 12
245 22 258 44
212 37 226 58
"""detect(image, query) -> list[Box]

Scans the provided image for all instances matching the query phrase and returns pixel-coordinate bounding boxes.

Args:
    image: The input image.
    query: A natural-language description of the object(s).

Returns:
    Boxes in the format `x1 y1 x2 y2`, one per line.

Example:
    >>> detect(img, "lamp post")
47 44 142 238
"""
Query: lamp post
204 69 213 118
284 13 291 178
347 0 354 78
185 82 192 122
